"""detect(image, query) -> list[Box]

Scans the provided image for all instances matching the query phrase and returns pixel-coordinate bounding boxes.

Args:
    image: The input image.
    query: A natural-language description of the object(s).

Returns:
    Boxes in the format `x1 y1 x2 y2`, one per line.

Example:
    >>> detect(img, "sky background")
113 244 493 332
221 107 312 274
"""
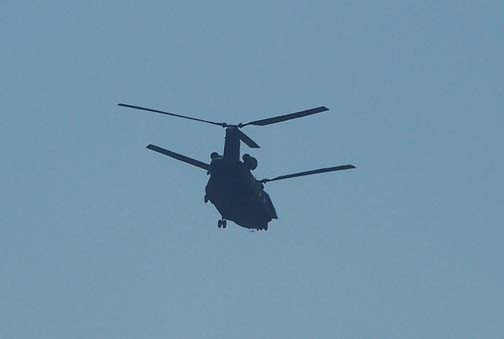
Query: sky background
1 1 503 338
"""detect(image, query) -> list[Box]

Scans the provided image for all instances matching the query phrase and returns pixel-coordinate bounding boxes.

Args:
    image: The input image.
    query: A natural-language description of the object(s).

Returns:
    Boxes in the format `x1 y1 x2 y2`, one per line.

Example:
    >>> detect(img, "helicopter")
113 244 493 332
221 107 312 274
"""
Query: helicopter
118 103 355 231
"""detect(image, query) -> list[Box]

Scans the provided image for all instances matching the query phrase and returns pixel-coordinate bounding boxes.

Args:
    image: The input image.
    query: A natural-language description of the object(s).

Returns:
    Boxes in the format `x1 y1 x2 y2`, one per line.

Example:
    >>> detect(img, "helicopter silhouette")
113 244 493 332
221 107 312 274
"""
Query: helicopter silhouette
118 103 355 231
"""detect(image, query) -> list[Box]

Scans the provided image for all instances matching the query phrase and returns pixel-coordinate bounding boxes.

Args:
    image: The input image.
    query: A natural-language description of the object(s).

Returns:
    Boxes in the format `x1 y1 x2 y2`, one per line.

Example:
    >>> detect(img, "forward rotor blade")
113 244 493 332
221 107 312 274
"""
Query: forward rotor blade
237 130 260 148
261 164 355 183
146 144 210 171
118 103 226 127
240 106 329 127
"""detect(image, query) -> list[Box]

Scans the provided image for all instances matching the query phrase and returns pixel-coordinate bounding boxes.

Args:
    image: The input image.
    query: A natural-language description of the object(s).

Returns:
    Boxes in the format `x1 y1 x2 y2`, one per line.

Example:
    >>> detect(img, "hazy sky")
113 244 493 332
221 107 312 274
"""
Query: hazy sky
1 1 503 338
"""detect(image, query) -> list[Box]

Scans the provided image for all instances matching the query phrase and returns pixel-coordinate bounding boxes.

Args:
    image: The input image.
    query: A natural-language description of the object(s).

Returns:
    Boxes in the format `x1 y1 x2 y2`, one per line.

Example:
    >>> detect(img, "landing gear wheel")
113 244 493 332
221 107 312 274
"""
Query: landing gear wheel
217 219 226 229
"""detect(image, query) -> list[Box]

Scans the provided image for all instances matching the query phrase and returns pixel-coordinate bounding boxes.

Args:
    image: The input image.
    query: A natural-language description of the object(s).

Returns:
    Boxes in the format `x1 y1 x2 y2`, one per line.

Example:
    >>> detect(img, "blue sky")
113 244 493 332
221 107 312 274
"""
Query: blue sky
1 1 503 338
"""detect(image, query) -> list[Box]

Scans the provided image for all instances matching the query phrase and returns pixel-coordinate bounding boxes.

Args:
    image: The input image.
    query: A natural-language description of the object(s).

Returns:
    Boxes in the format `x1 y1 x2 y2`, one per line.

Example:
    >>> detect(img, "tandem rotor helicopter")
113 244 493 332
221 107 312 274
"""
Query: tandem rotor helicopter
118 103 355 231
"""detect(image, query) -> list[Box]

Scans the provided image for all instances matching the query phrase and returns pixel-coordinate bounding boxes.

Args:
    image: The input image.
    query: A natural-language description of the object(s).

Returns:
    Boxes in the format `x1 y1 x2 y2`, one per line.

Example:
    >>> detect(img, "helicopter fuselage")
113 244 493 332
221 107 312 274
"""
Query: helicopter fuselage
204 127 277 230
205 158 277 230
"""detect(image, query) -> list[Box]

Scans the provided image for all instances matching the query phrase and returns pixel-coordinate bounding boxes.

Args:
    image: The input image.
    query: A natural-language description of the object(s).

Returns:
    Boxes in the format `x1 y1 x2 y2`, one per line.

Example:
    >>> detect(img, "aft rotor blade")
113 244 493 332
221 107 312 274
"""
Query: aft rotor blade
261 164 355 183
240 106 329 127
237 130 260 148
146 144 210 171
118 103 226 127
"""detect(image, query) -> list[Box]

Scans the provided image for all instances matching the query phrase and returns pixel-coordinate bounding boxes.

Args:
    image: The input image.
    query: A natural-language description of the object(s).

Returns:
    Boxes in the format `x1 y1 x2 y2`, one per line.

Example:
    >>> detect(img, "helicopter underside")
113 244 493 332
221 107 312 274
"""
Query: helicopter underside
205 175 277 231
209 195 276 230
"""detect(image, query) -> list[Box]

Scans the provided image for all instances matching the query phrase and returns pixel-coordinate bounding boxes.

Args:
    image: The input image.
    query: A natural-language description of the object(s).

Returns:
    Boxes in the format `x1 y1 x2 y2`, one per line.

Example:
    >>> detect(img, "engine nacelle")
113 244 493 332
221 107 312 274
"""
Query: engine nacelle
242 154 258 170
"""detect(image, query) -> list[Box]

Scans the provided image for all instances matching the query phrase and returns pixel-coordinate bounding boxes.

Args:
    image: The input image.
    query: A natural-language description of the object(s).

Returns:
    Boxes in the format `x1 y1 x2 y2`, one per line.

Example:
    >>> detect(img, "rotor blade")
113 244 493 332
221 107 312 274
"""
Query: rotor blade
118 103 226 127
240 106 329 127
261 164 355 183
146 144 210 171
237 130 260 148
